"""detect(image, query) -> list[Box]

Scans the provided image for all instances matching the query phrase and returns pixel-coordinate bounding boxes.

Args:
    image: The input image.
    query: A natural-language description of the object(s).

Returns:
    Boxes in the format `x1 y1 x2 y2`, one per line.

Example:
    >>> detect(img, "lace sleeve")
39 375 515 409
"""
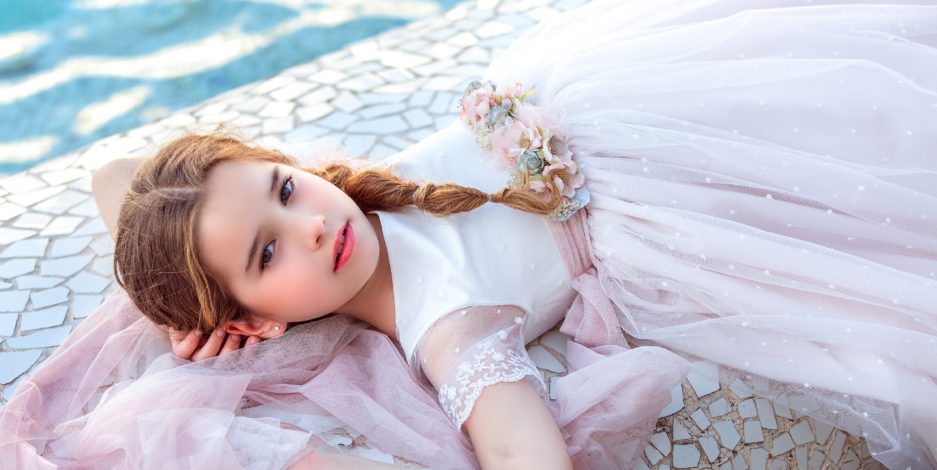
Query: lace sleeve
415 305 547 429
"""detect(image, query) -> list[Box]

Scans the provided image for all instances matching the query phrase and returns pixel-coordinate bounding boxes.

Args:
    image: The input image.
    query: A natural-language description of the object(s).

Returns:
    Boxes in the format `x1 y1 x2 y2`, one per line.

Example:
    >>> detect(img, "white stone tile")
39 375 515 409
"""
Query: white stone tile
252 75 296 96
408 90 435 108
755 399 778 429
259 102 296 118
424 75 467 93
354 448 396 465
457 46 491 63
89 236 114 256
729 378 754 399
712 420 741 449
435 116 457 131
650 432 670 456
408 128 435 142
382 135 412 151
0 238 47 258
743 420 765 443
0 290 29 312
0 228 37 245
1 174 45 193
447 31 479 48
807 449 824 470
412 59 459 78
772 433 795 455
299 86 338 105
198 111 240 124
425 42 461 60
342 135 377 158
309 69 347 85
350 41 379 61
285 125 330 143
67 197 100 217
446 64 488 78
359 92 409 105
528 345 565 373
0 313 16 336
39 216 84 236
0 258 37 278
769 460 788 470
6 325 72 349
0 281 9 289
428 92 458 115
194 102 229 117
673 421 691 440
795 446 808 470
50 236 92 258
709 397 729 417
332 91 365 113
40 254 92 277
370 145 397 159
634 458 650 470
0 203 27 222
13 212 52 230
16 276 62 289
539 330 567 357
270 82 316 102
318 112 358 131
232 114 261 127
699 435 719 463
380 50 432 69
73 294 103 319
69 175 93 193
360 103 407 120
30 287 68 309
789 420 814 445
659 382 684 417
66 272 110 294
773 402 792 419
376 68 417 85
21 305 67 331
687 361 720 398
347 116 408 135
397 39 433 55
644 444 663 465
0 350 42 384
672 444 700 469
750 448 769 470
549 376 558 400
262 117 295 134
38 168 86 187
90 257 112 276
235 96 270 113
738 398 757 418
403 109 434 128
732 453 748 470
476 20 514 39
814 419 834 445
690 408 710 431
338 73 383 92
297 104 334 123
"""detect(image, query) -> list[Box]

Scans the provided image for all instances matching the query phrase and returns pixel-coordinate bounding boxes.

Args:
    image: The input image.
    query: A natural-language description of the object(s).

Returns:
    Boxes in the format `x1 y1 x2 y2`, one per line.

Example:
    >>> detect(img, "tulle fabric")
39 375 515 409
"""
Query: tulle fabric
487 0 937 468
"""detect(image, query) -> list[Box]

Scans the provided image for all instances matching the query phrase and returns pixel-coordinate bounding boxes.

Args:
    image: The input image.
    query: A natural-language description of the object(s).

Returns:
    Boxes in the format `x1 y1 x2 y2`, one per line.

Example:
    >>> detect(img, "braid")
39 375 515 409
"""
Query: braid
307 163 560 217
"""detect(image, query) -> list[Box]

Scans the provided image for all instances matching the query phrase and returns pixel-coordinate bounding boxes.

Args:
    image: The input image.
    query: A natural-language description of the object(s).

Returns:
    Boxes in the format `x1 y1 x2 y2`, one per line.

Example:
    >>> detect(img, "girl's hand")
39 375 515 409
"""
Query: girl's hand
167 328 261 361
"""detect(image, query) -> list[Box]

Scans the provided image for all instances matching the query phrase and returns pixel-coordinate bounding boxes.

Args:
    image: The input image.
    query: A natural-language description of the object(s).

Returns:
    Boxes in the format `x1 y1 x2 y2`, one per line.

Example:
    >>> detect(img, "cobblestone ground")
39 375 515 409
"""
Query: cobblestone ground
0 0 885 467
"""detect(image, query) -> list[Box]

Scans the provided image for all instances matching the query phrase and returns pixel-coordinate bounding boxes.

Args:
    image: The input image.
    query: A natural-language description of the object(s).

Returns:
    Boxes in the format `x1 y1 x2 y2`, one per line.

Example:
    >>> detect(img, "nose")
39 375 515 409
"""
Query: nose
299 214 326 251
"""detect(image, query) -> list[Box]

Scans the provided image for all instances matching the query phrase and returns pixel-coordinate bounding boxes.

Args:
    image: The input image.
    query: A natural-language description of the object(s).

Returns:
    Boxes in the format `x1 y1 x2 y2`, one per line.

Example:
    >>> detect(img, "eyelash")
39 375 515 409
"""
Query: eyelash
261 175 294 270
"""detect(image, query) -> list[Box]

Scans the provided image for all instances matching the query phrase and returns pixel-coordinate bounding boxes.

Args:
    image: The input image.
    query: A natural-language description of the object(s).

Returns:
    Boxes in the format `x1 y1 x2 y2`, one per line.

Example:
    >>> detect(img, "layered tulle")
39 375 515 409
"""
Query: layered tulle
487 0 937 468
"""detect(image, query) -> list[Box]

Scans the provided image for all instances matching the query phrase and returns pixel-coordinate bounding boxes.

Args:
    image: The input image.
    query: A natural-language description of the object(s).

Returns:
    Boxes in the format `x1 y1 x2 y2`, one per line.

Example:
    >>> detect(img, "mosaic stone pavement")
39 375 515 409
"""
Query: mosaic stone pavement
0 0 892 468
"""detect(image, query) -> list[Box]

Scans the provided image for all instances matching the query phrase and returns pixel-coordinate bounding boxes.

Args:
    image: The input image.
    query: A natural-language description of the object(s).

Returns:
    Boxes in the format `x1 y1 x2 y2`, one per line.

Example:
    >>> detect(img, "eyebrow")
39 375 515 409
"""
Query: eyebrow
245 166 280 273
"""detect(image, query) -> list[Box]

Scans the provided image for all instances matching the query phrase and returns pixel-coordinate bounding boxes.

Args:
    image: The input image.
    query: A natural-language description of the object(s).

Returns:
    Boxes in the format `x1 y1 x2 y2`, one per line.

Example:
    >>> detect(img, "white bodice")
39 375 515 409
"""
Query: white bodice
375 122 576 364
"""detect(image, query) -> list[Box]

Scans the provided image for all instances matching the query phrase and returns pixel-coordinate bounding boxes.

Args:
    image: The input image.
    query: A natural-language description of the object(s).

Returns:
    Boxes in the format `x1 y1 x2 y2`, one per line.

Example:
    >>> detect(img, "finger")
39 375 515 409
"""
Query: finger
219 334 241 355
193 329 226 362
171 329 202 360
246 335 261 347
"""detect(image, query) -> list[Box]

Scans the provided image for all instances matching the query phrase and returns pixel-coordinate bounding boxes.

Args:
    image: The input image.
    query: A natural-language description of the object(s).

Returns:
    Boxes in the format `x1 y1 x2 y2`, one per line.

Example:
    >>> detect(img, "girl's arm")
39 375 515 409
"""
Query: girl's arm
91 157 145 240
463 380 573 470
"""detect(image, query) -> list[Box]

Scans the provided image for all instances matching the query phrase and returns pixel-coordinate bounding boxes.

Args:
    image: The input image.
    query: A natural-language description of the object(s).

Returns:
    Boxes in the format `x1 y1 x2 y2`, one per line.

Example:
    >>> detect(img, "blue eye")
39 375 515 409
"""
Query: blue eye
280 176 293 205
261 241 274 269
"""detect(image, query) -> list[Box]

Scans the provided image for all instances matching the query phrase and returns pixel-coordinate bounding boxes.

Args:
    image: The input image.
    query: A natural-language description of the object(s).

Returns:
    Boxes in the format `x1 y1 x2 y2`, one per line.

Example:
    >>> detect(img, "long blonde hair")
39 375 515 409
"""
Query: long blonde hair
114 133 561 332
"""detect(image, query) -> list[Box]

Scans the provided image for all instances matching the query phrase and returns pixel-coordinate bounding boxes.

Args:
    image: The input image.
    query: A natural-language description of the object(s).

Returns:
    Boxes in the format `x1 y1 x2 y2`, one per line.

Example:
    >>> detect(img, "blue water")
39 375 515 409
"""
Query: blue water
0 0 461 174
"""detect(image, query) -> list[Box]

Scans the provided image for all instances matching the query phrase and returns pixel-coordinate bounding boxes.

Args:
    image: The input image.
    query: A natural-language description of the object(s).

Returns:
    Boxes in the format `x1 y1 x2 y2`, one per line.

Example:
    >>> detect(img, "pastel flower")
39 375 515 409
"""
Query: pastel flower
520 150 546 174
490 119 543 167
543 160 584 198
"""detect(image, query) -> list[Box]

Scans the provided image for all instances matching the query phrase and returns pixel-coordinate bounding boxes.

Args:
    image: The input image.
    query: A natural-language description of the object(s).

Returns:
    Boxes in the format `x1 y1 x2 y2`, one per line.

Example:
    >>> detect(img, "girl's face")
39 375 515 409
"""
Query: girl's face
197 159 380 328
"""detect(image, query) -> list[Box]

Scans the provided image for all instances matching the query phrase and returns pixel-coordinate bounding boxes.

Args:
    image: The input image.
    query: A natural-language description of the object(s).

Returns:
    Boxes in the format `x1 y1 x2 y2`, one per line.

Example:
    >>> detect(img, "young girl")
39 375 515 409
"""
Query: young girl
3 0 937 468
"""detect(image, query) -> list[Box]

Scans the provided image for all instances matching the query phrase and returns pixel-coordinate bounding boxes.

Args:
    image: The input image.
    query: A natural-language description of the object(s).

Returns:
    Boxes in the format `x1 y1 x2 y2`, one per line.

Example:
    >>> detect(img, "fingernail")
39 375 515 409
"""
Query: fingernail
215 329 224 338
194 330 202 337
231 334 240 341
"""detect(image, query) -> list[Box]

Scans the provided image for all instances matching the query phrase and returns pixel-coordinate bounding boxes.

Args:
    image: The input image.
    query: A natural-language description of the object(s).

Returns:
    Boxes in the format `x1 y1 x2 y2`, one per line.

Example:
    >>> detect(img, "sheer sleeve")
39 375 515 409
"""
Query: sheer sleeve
415 305 546 429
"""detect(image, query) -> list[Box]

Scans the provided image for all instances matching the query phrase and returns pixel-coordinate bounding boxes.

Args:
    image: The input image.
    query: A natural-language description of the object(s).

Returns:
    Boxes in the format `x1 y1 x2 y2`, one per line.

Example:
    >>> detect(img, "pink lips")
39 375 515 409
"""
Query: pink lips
333 222 354 272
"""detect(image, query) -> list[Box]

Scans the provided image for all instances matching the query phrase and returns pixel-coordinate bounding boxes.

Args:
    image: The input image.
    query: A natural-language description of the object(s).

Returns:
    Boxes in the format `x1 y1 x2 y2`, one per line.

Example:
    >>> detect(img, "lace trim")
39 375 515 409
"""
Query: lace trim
437 330 545 428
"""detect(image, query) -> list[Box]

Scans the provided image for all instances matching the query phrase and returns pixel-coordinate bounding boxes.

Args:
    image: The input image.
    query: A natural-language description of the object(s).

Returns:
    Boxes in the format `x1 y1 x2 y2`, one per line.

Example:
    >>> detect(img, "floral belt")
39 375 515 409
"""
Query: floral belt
459 80 589 221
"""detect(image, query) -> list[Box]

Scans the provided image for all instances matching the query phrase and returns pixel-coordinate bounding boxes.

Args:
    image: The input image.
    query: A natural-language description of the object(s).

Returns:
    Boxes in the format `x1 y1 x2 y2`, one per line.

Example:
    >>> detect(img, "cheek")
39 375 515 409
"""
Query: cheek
257 262 334 318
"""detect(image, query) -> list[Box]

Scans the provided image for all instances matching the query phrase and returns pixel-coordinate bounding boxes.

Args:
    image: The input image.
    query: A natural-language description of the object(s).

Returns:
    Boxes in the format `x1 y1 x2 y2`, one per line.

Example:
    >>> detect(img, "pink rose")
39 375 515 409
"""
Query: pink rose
543 160 584 198
490 119 543 168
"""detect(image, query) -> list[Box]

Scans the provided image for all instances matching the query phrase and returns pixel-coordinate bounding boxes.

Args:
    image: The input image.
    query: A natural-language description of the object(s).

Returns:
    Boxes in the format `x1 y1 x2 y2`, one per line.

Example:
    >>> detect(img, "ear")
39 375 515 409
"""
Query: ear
223 316 285 339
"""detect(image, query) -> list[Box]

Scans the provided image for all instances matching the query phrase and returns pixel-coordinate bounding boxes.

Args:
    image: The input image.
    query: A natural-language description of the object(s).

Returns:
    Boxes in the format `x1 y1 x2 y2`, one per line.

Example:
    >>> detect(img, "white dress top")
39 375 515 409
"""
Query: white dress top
375 122 576 363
